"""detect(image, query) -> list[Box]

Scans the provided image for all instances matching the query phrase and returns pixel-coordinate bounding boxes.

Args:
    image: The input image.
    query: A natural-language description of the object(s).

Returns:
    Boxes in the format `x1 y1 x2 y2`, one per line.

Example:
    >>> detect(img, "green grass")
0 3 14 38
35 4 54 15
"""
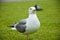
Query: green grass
0 0 60 40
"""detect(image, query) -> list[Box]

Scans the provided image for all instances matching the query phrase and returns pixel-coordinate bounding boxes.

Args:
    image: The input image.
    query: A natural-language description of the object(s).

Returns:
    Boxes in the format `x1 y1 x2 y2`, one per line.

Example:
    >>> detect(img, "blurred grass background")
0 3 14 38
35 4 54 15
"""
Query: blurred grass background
0 0 60 40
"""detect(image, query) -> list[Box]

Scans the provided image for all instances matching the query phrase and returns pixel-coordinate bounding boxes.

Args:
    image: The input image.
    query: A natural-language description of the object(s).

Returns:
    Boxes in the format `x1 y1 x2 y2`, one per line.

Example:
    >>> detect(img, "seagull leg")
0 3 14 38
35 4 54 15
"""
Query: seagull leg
26 34 29 40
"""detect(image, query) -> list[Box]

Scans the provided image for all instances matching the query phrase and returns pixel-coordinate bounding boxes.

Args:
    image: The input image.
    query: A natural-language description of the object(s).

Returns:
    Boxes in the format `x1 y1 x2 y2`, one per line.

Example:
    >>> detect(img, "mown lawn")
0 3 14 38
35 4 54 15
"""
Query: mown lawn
0 0 60 40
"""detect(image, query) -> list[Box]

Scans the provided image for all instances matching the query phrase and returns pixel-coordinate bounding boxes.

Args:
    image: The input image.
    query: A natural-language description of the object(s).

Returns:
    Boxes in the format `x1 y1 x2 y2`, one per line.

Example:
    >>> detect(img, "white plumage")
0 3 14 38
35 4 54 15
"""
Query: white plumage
9 5 43 40
24 7 40 34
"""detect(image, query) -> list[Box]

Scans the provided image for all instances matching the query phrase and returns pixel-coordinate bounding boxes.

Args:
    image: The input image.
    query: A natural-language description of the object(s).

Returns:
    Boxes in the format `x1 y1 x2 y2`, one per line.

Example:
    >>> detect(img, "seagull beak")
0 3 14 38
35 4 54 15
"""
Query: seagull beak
34 5 43 11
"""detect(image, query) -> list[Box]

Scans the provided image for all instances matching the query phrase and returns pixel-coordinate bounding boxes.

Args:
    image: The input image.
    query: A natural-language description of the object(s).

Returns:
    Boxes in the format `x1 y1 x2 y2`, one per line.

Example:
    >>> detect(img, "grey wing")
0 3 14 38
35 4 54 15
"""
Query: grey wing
16 19 26 33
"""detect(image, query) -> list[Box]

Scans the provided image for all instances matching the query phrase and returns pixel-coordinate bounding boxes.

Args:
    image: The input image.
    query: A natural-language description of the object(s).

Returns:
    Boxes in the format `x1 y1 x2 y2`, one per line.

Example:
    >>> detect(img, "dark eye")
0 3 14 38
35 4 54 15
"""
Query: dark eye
30 8 32 10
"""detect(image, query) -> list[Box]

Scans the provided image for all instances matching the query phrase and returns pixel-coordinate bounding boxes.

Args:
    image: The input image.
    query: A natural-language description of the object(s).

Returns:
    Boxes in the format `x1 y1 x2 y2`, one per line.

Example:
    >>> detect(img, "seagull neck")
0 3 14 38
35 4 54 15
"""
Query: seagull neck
28 14 37 18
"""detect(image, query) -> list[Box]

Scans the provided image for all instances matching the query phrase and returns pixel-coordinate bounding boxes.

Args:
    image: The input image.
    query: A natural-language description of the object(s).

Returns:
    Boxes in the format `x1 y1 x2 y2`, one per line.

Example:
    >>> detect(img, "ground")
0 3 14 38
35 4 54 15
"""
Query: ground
0 0 60 40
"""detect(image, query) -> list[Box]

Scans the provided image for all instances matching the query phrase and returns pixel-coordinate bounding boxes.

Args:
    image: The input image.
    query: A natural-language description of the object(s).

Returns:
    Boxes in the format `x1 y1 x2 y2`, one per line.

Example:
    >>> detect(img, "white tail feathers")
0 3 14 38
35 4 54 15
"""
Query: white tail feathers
11 27 16 30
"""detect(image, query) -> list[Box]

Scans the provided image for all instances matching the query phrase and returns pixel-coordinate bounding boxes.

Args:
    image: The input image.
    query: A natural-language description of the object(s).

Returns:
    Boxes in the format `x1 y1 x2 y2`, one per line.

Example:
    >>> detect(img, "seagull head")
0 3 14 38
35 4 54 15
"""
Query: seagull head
29 7 36 14
34 5 43 11
29 5 43 14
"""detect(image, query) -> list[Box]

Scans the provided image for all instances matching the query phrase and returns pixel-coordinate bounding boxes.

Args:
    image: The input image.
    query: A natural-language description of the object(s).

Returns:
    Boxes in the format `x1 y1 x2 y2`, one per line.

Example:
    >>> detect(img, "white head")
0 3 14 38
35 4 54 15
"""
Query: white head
29 7 36 14
28 5 43 14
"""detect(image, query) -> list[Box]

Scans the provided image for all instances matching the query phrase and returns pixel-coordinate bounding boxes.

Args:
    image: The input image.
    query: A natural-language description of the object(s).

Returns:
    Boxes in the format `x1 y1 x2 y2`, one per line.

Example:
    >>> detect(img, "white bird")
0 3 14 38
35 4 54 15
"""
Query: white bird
9 5 43 40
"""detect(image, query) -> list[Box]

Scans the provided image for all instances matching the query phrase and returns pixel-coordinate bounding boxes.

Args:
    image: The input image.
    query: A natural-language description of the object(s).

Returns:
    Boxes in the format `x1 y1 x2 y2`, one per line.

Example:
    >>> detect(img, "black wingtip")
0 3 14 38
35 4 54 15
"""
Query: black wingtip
8 26 14 27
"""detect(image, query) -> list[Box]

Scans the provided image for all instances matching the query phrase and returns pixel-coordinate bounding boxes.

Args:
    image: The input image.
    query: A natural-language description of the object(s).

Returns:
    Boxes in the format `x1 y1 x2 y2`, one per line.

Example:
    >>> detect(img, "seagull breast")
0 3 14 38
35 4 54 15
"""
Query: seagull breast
24 14 40 34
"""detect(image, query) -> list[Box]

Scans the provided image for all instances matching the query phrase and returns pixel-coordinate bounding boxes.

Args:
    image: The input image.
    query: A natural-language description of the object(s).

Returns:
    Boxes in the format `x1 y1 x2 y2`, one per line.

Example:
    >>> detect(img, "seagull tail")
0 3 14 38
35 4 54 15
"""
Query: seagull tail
8 26 14 27
8 26 16 30
11 27 16 30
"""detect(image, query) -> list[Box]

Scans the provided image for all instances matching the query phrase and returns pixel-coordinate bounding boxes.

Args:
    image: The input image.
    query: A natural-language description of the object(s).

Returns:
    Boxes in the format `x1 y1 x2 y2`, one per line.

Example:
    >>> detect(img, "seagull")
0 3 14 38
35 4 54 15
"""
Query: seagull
9 5 43 40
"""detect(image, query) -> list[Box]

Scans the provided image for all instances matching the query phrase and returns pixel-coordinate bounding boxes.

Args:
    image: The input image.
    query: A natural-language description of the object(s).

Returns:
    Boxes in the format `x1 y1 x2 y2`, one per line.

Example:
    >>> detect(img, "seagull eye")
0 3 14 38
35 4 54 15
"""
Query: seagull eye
30 8 32 10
